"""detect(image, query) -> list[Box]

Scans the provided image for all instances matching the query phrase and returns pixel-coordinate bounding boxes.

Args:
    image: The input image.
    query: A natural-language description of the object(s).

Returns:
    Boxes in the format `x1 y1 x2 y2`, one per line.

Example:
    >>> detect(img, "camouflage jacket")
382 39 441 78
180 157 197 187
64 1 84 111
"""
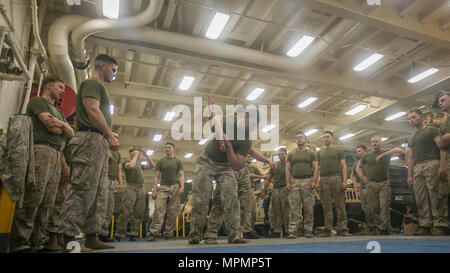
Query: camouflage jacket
0 115 35 206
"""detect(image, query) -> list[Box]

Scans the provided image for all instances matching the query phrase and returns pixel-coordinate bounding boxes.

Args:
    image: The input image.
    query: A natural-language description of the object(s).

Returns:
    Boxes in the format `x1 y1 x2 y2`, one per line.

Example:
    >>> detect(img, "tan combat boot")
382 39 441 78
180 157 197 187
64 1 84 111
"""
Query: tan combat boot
204 237 218 244
413 227 430 236
430 227 446 236
45 233 62 251
84 234 115 249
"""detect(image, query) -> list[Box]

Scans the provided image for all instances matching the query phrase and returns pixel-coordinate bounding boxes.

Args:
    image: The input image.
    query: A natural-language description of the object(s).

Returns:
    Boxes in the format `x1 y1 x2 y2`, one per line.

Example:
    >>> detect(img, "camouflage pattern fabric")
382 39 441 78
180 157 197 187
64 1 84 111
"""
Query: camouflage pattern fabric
365 179 391 231
100 178 116 237
58 131 109 236
319 176 349 232
270 187 290 234
116 183 145 237
149 184 180 237
289 178 315 234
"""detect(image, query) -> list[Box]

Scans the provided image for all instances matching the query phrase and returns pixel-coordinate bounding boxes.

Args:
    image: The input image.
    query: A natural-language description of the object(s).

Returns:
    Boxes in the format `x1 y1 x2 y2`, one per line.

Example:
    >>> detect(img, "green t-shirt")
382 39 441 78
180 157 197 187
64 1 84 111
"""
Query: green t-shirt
317 147 345 176
108 150 121 179
360 149 390 182
26 96 66 147
409 126 440 163
75 78 112 130
155 157 184 185
248 164 261 189
287 149 317 178
268 161 286 188
440 116 450 154
122 161 144 185
352 160 367 184
204 116 252 163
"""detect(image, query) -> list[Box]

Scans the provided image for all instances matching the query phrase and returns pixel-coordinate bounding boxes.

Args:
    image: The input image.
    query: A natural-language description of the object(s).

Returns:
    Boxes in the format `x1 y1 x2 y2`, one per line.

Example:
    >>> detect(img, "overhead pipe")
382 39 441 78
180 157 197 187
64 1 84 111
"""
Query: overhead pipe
70 0 164 69
31 0 49 64
48 15 89 92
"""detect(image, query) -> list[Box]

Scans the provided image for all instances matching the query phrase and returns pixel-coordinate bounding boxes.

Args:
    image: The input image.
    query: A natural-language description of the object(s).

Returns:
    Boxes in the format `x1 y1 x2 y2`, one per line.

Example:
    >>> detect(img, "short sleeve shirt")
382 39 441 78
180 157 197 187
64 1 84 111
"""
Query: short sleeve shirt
360 149 390 182
409 126 440 163
317 147 345 176
155 157 184 185
122 161 144 185
75 78 112 130
268 161 286 188
26 96 66 147
287 149 317 178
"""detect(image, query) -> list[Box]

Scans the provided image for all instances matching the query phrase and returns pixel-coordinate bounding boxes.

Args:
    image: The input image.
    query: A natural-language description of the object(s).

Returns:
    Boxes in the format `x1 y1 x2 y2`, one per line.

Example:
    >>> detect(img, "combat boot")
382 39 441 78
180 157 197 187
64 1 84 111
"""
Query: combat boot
57 234 65 248
147 234 157 241
337 230 352 236
229 237 247 244
286 234 297 239
267 232 281 238
84 234 115 249
188 236 201 244
367 227 379 236
204 237 218 244
243 231 260 239
304 232 314 238
316 230 331 237
413 227 430 236
45 233 62 251
431 227 446 236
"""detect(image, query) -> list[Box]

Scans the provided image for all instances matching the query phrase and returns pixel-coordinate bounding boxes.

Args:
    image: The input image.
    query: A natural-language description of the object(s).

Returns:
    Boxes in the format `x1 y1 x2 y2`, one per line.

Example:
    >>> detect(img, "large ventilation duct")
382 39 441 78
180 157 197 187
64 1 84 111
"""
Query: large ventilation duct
47 0 164 92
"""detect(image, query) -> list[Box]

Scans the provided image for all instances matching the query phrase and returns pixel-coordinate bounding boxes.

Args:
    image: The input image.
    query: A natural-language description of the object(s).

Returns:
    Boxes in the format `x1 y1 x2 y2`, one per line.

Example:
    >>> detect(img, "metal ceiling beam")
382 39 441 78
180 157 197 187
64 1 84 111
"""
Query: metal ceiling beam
293 0 450 49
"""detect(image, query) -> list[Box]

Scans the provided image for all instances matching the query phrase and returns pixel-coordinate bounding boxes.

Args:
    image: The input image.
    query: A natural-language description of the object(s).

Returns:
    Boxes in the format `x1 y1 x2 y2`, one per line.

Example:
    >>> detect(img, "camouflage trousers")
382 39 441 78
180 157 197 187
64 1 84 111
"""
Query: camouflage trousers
10 145 61 251
149 184 180 237
319 176 348 232
205 166 253 239
358 185 375 224
47 173 71 235
269 187 290 234
100 178 116 237
289 178 315 234
189 153 240 243
445 158 450 194
58 131 109 236
413 160 448 228
116 183 145 237
366 180 391 231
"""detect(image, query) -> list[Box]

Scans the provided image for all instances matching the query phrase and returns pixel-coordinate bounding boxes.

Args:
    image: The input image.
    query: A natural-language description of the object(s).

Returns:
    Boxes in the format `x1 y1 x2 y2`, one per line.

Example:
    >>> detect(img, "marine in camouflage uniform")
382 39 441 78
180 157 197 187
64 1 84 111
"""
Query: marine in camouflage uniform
263 148 290 237
58 54 119 251
350 145 374 233
116 149 154 240
148 143 184 240
99 149 122 241
285 133 319 239
407 110 448 236
438 92 450 193
357 135 403 235
317 131 350 237
10 76 73 252
188 114 252 245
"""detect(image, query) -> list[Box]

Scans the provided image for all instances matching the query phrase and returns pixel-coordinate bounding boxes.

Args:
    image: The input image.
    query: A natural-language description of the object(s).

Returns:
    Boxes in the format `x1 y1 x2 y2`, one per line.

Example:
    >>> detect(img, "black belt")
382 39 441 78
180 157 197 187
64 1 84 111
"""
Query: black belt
34 142 61 151
78 127 107 138
293 175 312 179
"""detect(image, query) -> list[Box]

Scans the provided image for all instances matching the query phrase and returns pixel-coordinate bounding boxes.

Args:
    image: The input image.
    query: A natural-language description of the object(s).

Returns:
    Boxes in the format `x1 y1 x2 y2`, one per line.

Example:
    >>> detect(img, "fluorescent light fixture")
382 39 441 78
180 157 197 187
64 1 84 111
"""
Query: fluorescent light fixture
184 153 193 158
298 97 318 108
212 180 216 184
316 147 321 151
304 129 319 136
381 137 388 141
286 35 315 57
164 112 176 121
274 145 286 151
353 53 384 72
110 105 114 115
186 179 193 183
153 134 162 142
401 143 408 148
407 68 439 83
391 156 399 161
385 112 406 121
205 12 230 39
252 159 257 162
146 150 153 156
198 139 208 145
339 133 355 140
345 104 367 115
419 105 426 109
103 0 120 19
262 124 276 133
141 161 148 166
246 88 265 101
178 76 195 90
157 184 160 187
